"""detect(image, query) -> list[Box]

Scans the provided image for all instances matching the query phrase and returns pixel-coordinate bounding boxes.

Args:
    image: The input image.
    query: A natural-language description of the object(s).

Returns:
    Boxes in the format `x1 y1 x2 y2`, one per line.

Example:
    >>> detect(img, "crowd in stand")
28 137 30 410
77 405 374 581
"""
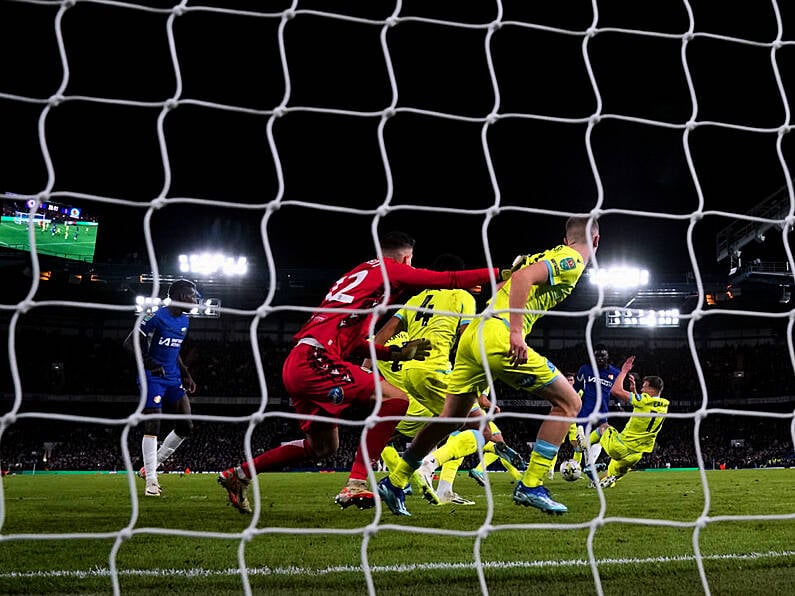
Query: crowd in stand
2 404 792 474
1 335 793 473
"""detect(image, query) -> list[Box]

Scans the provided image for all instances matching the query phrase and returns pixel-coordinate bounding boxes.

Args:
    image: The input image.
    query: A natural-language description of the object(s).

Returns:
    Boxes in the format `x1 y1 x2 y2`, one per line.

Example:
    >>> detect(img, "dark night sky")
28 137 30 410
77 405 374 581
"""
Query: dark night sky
1 0 794 284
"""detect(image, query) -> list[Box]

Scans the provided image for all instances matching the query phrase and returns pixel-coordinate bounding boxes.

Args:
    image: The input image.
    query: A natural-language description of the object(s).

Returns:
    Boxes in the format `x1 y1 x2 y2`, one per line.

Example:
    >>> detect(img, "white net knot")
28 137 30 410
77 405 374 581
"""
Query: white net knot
150 197 168 210
477 525 491 539
256 304 272 318
589 114 601 125
489 21 502 32
117 528 133 541
784 215 795 229
16 299 35 314
284 9 296 21
383 107 396 119
62 0 76 8
1 413 16 427
171 5 185 17
376 205 391 218
487 112 499 125
241 528 256 542
48 94 65 107
586 27 597 38
386 16 399 28
691 211 704 222
165 99 178 111
686 120 698 131
273 106 287 118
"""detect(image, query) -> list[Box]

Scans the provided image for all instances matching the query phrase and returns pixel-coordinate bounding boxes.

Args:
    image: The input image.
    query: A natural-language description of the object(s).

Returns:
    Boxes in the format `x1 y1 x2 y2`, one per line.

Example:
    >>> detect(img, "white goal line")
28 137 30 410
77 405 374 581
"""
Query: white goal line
1 549 792 580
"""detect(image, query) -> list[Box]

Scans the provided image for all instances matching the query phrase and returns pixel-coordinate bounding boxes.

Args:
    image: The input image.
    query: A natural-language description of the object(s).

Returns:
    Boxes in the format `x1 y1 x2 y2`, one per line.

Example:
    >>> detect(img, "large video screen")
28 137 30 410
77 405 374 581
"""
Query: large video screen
1 194 99 262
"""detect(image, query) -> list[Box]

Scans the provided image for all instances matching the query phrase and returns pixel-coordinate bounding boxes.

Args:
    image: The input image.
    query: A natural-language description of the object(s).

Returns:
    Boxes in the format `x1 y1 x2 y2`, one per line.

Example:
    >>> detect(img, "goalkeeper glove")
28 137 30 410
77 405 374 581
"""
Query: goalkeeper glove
391 338 432 362
500 254 528 281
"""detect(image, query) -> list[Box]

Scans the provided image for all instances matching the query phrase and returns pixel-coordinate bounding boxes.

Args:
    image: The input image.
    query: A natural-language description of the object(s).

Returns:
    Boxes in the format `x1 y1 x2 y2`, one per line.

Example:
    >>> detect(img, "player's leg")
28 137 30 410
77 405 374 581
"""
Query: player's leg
488 422 524 482
153 390 193 471
140 378 167 496
379 392 476 515
597 426 634 487
421 429 483 504
503 357 580 514
585 422 609 476
336 378 409 510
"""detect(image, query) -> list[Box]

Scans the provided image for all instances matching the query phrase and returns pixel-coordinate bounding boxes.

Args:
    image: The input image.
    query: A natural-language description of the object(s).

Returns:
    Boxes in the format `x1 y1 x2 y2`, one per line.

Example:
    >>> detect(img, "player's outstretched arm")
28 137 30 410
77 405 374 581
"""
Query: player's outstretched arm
610 356 635 404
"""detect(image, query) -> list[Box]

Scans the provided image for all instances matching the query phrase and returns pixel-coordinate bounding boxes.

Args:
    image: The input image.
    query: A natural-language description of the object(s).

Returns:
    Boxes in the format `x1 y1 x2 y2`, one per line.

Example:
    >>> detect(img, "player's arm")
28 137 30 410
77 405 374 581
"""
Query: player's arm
477 389 500 414
178 355 196 394
610 355 636 404
507 260 550 366
363 315 406 370
123 326 165 376
372 314 405 348
386 260 498 291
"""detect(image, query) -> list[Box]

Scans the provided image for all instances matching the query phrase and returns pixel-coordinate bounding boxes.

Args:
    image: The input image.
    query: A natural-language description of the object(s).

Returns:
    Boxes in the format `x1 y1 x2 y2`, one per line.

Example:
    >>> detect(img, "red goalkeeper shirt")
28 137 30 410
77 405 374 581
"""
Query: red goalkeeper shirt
294 258 497 360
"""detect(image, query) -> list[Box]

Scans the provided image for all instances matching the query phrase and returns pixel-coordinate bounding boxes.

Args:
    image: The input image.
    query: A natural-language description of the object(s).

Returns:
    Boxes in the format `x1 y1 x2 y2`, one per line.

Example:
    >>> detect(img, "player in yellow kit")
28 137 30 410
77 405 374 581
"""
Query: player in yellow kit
370 254 480 505
596 355 668 488
379 217 600 516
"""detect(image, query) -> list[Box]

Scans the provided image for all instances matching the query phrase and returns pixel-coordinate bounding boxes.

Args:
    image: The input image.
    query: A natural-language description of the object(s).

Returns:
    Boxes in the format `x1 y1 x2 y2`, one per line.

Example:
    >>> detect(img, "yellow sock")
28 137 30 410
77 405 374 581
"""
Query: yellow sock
380 445 401 474
439 457 463 484
433 430 480 464
589 429 602 444
500 457 523 482
474 452 499 473
573 450 583 466
388 458 416 490
520 440 558 488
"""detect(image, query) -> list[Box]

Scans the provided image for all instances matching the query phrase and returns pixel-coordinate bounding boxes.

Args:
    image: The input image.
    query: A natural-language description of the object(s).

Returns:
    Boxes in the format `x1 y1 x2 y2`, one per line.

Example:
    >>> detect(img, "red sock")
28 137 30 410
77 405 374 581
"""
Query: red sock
349 398 407 482
240 439 314 478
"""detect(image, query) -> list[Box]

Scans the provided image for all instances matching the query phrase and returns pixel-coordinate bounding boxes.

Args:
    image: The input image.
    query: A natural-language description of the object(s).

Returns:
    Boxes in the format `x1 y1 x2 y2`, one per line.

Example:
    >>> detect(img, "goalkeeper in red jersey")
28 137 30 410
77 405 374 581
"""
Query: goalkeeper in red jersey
217 231 499 514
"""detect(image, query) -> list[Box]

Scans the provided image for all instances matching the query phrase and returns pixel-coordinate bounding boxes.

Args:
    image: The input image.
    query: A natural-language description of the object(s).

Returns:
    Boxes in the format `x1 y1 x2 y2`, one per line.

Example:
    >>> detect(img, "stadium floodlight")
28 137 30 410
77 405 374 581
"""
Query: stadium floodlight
589 266 649 289
135 295 221 318
606 308 680 328
178 252 248 277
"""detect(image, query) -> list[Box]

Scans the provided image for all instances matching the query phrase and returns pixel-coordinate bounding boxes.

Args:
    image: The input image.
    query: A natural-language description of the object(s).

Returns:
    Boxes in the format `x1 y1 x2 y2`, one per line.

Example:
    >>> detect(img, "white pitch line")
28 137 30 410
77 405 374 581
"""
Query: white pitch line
0 550 793 579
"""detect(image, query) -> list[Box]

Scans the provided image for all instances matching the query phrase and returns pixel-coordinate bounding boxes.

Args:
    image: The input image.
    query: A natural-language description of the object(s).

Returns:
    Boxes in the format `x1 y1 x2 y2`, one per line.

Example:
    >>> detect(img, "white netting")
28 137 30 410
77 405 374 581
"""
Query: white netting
1 1 794 595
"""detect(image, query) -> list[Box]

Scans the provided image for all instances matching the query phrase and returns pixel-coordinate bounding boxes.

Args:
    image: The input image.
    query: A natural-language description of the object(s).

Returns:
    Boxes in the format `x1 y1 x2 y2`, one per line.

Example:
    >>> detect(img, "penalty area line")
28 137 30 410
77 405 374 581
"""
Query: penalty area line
1 550 794 579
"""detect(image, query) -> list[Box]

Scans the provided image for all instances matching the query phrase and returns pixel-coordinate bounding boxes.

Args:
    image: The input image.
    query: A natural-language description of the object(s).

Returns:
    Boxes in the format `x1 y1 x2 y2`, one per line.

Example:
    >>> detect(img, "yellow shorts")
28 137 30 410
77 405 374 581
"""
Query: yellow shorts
395 396 435 439
601 426 644 468
402 367 449 416
447 317 560 395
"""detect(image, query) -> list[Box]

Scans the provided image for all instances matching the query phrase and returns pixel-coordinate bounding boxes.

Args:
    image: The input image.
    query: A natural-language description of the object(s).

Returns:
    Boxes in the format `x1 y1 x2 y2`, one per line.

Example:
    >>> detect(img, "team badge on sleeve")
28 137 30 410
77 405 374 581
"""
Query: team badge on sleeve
560 257 576 271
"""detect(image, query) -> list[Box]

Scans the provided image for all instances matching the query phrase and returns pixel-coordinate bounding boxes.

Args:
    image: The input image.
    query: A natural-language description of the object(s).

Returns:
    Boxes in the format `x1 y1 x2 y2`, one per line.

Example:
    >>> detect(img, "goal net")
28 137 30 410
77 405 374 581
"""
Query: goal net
1 2 793 595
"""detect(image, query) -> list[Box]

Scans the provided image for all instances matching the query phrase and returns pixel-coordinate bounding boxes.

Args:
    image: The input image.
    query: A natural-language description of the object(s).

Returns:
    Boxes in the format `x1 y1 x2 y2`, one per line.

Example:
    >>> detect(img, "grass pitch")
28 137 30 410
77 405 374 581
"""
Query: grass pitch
1 469 793 595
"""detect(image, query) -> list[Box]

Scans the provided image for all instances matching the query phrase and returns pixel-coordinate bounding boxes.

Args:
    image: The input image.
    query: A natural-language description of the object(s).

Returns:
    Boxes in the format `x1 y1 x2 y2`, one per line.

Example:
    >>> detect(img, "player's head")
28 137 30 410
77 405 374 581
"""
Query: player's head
380 231 416 266
642 375 664 396
565 371 576 385
594 343 609 368
168 279 198 312
564 216 600 255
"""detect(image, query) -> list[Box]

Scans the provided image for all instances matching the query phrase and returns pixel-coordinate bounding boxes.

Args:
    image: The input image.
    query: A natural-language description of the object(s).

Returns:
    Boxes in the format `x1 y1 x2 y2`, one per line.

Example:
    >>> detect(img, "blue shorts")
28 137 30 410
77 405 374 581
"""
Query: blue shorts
142 376 187 409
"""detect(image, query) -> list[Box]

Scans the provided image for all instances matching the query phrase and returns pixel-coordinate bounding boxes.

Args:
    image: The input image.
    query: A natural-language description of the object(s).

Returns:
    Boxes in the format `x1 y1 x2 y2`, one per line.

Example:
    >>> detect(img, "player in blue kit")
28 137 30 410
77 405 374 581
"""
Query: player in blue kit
570 344 620 480
124 279 198 497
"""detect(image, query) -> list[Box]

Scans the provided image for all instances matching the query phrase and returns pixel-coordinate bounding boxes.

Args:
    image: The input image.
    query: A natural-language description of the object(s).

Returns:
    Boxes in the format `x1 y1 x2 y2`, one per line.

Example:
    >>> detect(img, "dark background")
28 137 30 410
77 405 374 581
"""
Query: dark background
1 0 793 284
